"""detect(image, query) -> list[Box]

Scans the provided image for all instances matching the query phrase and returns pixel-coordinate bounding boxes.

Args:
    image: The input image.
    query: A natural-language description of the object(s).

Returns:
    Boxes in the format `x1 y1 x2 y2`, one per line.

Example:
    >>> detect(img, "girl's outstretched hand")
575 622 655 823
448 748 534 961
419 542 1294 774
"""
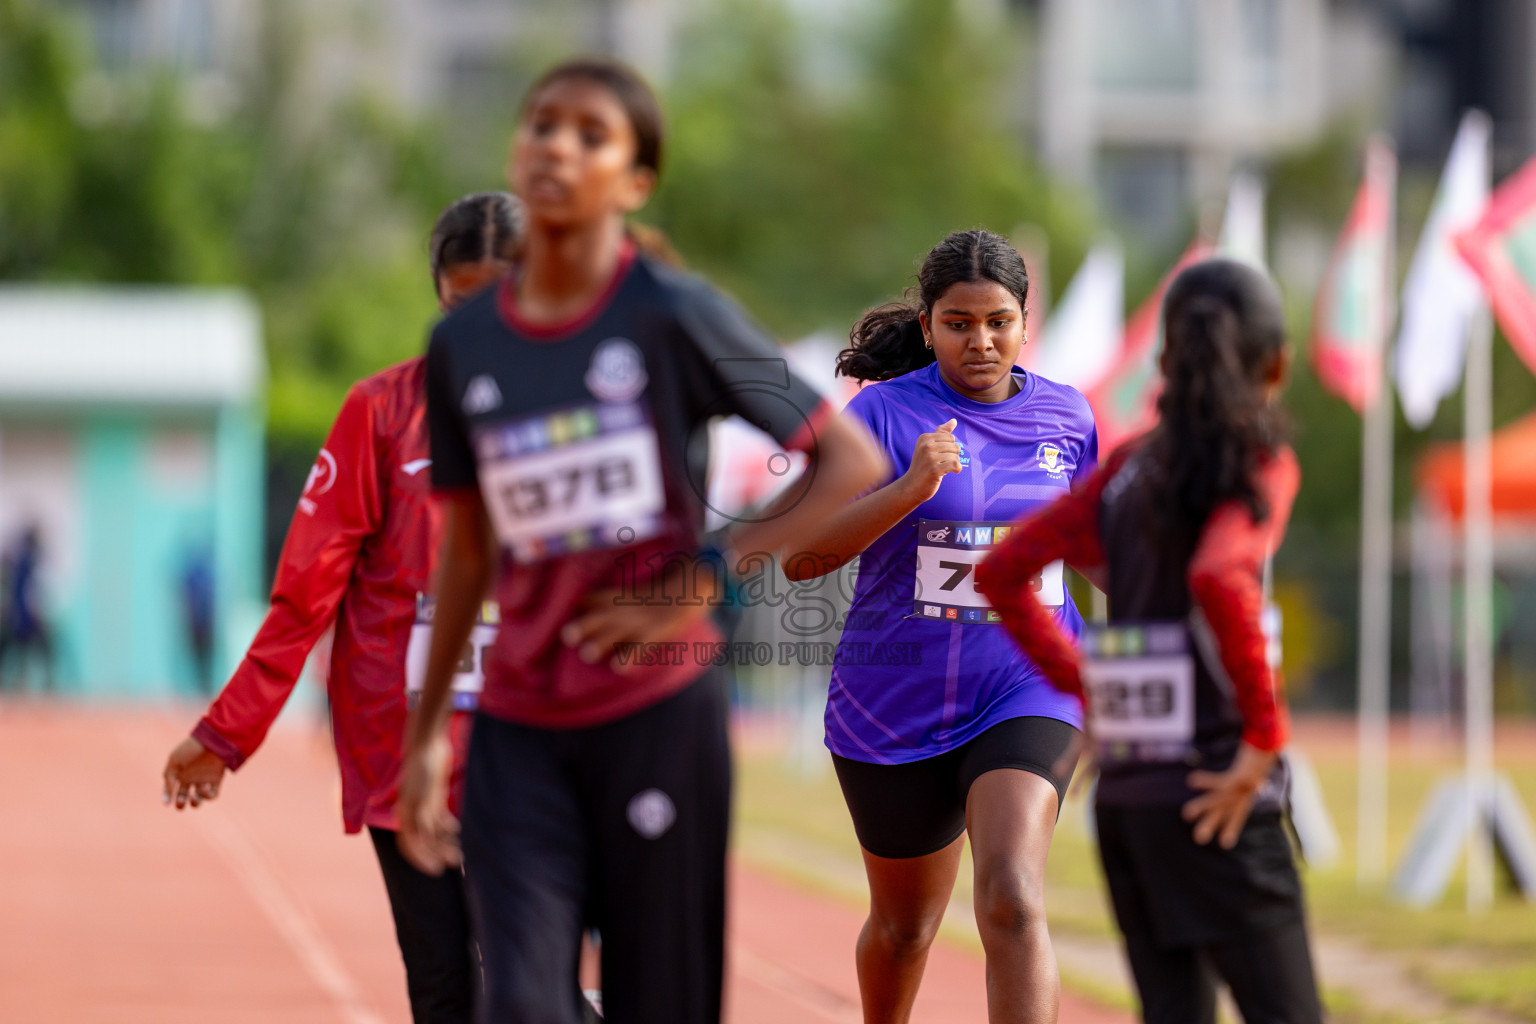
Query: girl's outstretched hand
162 736 228 809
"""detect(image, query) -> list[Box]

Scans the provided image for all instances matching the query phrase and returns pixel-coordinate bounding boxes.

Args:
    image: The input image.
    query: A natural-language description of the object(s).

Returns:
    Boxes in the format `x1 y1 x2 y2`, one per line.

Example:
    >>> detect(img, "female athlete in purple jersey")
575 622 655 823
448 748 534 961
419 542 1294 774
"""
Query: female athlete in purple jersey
787 229 1098 1023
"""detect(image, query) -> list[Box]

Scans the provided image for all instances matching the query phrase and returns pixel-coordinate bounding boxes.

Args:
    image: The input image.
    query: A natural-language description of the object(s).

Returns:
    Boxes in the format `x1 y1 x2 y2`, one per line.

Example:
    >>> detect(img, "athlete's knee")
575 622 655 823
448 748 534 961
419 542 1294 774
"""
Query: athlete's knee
864 905 944 960
974 863 1046 938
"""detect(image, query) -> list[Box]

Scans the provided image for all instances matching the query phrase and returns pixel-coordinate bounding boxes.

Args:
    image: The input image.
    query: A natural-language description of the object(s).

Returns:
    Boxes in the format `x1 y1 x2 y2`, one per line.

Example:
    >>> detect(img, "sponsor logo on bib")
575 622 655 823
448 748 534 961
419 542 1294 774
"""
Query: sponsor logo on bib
585 338 648 403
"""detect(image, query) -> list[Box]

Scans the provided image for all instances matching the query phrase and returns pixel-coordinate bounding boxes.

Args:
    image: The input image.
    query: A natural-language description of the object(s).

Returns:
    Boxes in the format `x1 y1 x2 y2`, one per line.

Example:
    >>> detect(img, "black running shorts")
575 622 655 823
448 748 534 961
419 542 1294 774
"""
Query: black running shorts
831 715 1080 860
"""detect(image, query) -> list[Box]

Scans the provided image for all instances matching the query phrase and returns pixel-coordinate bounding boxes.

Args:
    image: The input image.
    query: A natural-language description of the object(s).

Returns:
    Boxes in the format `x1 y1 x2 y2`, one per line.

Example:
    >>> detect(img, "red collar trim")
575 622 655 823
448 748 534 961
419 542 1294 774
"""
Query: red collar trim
496 236 637 341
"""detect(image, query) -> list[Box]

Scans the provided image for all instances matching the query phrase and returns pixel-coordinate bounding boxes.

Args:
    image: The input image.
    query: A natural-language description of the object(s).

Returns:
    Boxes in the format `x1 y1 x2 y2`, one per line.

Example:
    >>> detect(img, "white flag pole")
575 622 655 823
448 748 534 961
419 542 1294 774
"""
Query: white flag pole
1464 307 1496 911
1357 382 1395 886
1356 141 1397 888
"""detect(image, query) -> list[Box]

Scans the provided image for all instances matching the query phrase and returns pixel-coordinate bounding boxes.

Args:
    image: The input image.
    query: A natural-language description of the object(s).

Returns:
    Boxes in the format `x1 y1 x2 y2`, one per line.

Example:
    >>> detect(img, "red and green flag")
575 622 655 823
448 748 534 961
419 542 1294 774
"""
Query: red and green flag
1455 154 1536 374
1311 138 1397 413
1086 239 1212 454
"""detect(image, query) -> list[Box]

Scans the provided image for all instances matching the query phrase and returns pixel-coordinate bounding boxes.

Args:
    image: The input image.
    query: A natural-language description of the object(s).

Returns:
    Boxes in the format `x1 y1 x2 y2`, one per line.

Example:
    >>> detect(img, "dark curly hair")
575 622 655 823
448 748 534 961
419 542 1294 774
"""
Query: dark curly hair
1146 258 1288 539
429 191 525 292
838 229 1030 382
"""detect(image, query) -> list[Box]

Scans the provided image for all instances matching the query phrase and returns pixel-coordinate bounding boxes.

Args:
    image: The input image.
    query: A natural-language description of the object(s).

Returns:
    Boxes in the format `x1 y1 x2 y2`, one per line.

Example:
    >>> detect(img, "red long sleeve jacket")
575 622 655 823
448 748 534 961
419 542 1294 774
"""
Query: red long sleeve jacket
194 357 465 833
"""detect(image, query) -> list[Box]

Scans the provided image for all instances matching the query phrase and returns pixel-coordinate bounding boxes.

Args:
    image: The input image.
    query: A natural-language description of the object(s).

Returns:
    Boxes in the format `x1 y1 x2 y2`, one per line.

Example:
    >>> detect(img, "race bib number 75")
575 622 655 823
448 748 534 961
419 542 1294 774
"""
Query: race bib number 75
912 520 1063 624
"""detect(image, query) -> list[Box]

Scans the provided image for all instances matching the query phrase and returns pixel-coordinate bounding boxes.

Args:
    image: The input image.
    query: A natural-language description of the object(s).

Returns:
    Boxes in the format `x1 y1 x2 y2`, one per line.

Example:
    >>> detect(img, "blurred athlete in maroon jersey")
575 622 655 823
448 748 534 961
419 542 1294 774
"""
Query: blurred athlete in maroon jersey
398 57 886 1024
976 258 1322 1024
160 192 524 1024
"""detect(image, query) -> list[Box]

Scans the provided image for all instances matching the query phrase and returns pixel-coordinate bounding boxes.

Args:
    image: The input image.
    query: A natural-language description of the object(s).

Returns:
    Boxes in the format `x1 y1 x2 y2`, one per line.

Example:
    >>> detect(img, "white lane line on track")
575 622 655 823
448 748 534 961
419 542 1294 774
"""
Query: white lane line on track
195 811 388 1024
731 945 862 1023
122 726 385 1024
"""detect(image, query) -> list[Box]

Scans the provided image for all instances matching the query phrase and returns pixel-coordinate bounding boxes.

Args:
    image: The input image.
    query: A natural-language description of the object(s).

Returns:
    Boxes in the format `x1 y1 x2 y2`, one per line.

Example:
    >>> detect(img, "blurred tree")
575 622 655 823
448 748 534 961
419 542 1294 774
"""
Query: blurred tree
649 0 1095 338
3 0 1094 445
0 0 460 453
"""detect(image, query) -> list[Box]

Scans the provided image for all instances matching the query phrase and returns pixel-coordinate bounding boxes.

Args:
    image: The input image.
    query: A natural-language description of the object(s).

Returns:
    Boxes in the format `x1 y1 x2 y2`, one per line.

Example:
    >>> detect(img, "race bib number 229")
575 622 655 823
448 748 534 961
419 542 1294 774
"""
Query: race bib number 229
1080 622 1196 764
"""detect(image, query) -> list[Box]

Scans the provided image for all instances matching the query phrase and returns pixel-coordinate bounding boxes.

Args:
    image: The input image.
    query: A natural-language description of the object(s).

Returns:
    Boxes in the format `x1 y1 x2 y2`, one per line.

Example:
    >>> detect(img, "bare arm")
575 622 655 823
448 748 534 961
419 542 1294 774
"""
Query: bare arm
397 492 494 872
778 417 960 582
730 412 888 565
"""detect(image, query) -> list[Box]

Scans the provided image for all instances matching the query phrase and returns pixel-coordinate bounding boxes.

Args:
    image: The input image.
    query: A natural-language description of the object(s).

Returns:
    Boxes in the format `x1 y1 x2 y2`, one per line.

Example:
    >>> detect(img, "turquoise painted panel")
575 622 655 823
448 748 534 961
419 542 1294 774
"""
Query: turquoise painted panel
54 408 263 700
79 420 140 693
130 464 215 696
213 402 266 680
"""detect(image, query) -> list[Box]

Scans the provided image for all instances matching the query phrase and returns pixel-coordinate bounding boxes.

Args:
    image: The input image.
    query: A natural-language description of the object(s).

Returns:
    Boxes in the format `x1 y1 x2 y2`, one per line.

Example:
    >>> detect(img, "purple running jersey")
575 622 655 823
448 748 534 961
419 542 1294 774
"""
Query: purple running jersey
825 363 1096 763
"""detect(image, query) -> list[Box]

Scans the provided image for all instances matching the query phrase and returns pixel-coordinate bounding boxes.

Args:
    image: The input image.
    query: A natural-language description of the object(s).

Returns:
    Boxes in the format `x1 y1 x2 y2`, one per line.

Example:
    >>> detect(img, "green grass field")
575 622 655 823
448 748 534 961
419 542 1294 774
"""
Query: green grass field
733 718 1536 1022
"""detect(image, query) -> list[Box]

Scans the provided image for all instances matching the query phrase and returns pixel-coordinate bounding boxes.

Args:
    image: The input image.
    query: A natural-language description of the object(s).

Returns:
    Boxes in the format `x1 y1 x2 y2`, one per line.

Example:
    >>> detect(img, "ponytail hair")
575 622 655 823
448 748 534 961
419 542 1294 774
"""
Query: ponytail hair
627 221 685 268
429 191 525 290
1146 258 1287 540
838 228 1030 382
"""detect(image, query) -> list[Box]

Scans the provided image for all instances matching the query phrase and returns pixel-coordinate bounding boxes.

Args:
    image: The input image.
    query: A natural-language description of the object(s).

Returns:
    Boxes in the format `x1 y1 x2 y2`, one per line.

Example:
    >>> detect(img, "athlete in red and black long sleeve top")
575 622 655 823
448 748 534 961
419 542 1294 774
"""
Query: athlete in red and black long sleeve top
975 438 1299 756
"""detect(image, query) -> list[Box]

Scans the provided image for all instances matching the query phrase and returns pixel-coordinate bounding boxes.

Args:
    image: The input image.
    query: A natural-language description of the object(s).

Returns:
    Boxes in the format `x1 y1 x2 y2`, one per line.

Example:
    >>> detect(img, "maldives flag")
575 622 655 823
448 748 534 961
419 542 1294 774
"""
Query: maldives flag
1454 154 1536 374
1085 240 1213 453
1311 139 1397 412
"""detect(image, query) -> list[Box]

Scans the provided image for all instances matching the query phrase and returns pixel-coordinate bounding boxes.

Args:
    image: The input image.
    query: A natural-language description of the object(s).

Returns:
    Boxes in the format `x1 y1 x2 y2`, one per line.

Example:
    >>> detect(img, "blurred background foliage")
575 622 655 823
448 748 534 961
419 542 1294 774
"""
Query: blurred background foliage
0 0 1095 447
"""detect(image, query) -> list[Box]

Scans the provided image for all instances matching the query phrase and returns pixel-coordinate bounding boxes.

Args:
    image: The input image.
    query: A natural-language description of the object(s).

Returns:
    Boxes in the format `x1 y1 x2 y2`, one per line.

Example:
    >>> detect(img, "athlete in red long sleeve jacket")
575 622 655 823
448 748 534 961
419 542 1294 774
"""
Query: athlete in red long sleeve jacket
163 332 494 830
161 192 524 1024
161 200 520 829
194 357 451 831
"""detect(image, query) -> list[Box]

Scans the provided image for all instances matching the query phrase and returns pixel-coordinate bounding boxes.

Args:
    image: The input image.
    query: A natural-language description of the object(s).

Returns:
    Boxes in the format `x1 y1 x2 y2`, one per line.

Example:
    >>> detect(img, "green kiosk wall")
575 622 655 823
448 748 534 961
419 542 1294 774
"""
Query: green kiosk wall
70 406 264 696
0 288 267 700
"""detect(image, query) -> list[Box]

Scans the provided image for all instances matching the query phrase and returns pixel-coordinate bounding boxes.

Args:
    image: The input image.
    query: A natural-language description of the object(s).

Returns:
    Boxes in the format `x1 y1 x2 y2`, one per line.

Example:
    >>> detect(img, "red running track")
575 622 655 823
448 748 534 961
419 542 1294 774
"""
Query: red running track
0 703 1128 1023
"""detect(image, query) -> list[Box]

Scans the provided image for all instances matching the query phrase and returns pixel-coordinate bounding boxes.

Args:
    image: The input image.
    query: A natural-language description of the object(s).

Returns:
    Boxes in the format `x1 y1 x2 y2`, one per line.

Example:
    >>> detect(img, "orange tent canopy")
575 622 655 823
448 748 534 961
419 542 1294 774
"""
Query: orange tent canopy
1417 409 1536 520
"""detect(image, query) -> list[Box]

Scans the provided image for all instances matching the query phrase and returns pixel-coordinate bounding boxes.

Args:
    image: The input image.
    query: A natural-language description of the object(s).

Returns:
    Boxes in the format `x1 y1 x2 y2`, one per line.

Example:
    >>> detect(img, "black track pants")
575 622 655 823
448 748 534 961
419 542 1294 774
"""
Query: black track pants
369 827 477 1024
1122 917 1322 1024
461 670 731 1024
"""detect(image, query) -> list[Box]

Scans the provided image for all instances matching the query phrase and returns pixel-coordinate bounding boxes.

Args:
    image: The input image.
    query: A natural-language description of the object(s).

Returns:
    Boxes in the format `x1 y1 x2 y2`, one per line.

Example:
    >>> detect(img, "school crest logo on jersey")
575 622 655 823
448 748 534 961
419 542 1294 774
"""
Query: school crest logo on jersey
1036 441 1071 477
585 338 648 403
